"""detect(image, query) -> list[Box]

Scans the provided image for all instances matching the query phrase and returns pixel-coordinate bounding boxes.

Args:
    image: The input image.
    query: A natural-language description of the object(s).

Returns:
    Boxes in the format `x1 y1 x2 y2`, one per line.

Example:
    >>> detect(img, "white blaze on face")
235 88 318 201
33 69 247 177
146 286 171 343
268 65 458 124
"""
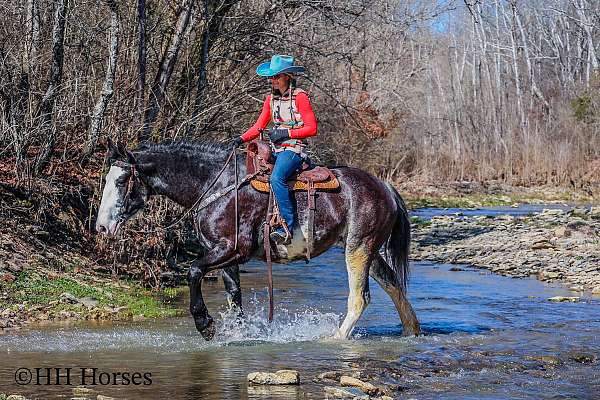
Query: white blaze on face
96 165 127 235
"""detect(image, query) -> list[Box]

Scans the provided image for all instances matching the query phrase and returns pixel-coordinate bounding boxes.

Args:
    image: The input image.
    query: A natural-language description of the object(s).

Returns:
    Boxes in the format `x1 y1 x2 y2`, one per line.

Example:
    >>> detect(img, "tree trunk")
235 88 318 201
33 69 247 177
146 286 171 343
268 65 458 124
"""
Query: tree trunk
140 0 195 142
11 0 40 180
513 2 550 112
83 0 119 160
34 0 68 175
188 0 237 135
136 0 147 117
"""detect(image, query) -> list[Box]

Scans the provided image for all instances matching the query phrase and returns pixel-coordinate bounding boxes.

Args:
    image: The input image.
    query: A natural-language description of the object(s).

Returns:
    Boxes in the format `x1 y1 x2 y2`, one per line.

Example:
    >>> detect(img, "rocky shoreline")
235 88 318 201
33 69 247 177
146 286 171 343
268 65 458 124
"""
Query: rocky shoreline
411 206 600 294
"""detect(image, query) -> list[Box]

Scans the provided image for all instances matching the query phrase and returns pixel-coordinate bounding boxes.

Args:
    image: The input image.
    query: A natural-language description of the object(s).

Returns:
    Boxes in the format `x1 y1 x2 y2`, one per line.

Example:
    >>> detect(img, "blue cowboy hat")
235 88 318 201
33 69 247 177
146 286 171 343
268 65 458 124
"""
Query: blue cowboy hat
256 55 305 77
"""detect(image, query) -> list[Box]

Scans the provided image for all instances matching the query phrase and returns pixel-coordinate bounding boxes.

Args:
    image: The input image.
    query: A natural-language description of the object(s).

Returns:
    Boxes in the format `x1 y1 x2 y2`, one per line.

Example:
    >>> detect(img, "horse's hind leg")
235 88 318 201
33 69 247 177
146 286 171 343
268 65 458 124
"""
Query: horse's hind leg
370 254 420 336
222 265 243 316
335 244 372 339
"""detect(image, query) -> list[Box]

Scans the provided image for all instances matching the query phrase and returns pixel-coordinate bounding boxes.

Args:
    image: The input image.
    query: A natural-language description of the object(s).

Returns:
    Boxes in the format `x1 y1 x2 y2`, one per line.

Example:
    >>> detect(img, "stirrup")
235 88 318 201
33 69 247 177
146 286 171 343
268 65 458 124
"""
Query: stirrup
270 229 291 245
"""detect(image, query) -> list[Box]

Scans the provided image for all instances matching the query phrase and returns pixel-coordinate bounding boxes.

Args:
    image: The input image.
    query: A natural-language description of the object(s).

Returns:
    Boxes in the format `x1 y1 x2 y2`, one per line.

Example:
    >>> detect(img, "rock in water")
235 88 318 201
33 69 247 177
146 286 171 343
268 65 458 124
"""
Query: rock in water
339 376 381 396
72 386 95 396
316 371 342 381
568 352 597 364
247 370 300 385
547 296 580 302
324 386 368 398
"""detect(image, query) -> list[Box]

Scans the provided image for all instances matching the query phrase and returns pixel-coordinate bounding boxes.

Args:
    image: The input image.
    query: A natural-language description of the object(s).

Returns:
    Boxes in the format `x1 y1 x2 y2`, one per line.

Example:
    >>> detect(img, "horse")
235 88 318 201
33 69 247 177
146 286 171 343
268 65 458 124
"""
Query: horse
95 139 420 340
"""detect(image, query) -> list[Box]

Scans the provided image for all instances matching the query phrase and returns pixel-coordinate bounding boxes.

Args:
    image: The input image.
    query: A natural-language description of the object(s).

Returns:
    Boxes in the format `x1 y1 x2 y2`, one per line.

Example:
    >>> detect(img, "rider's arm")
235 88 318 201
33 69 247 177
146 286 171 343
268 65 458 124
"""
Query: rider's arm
241 96 271 142
289 92 317 139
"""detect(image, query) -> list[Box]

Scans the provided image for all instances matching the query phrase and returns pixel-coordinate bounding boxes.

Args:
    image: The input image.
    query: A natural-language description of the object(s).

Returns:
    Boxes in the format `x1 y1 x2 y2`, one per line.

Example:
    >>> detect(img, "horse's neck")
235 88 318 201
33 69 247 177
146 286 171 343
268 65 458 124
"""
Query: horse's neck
144 155 238 208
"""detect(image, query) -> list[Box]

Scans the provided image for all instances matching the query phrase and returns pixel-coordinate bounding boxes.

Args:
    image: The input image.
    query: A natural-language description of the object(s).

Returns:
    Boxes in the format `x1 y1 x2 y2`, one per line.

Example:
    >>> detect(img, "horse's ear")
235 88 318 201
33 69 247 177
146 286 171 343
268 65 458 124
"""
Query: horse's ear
106 138 123 164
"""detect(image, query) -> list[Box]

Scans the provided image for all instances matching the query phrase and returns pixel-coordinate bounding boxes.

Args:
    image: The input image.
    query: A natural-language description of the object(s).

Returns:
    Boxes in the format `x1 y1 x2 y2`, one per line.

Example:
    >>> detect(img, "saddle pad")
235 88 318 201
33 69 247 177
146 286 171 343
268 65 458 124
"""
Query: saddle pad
250 176 340 193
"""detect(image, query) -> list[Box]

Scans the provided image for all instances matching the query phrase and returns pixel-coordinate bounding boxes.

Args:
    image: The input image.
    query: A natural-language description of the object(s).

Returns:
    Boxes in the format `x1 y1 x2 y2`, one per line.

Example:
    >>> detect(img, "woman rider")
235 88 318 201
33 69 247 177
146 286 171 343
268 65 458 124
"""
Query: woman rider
233 55 317 245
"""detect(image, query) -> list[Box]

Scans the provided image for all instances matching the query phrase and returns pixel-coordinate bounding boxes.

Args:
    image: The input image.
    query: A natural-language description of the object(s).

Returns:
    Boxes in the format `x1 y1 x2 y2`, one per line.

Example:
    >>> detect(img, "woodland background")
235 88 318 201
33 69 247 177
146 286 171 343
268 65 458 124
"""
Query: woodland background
0 0 599 284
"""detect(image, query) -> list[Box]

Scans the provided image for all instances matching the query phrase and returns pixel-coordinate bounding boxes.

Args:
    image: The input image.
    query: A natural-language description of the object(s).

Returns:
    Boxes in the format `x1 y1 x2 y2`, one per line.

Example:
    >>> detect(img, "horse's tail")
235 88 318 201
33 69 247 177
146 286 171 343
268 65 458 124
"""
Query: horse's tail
383 182 411 291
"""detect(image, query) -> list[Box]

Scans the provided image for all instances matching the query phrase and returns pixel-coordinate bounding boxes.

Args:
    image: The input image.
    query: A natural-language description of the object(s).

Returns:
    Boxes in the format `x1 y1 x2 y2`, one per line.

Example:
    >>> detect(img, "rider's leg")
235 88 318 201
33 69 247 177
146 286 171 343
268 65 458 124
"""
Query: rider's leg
269 150 303 240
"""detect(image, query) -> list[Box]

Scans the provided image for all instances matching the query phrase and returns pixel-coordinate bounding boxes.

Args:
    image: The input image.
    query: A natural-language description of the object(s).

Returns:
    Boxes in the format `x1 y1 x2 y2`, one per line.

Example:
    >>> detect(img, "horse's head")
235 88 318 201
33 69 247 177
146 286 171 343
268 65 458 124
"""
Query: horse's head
96 140 152 236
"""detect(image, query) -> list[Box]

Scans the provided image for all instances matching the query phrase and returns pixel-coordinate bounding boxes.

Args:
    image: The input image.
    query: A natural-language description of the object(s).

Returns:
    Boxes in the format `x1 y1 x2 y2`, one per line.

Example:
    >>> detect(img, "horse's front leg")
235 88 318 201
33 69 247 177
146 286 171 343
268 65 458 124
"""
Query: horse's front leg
188 261 215 340
222 265 243 316
188 239 250 340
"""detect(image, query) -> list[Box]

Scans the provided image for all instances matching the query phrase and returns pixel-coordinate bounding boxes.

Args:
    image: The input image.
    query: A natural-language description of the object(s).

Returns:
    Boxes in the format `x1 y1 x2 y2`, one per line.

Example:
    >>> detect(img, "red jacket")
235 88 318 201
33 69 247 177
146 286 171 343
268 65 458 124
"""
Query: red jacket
241 92 317 142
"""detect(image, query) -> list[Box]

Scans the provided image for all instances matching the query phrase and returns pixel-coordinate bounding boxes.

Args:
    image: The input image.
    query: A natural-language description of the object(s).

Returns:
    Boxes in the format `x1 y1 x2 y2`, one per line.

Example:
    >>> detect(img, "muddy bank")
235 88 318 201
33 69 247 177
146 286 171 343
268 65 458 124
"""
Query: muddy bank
411 206 600 292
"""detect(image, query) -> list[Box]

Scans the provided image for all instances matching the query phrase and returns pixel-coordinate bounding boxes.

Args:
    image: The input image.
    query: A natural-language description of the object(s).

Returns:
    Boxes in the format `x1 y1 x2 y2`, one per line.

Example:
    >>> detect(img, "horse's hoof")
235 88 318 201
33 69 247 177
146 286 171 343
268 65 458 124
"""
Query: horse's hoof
402 324 421 337
194 316 215 340
199 319 216 341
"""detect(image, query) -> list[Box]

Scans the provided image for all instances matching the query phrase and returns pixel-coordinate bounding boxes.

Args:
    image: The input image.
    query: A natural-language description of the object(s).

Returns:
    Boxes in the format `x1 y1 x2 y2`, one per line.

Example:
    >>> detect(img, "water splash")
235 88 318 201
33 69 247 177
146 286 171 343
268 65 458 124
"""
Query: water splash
215 296 340 345
0 298 340 353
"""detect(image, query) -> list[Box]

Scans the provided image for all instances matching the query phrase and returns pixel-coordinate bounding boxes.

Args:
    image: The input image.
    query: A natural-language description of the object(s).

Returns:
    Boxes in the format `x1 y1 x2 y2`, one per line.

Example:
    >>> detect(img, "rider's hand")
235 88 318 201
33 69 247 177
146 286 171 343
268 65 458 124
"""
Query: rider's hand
269 128 290 144
232 137 244 147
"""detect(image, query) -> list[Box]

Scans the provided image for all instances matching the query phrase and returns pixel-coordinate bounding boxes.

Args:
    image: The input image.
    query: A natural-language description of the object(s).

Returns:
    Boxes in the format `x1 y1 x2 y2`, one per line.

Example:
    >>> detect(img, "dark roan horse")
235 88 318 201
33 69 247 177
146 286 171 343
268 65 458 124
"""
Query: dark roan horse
96 139 420 340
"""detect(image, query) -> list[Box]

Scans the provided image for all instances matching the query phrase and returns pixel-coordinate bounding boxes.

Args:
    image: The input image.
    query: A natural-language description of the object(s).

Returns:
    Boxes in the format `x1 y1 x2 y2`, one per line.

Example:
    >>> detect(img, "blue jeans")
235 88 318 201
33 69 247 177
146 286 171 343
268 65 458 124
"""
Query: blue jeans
270 150 303 231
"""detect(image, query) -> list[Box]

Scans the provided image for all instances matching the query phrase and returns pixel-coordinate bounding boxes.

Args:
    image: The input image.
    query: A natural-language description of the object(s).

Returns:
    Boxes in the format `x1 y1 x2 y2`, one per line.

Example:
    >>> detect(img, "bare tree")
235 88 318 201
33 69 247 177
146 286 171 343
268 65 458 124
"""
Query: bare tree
34 0 69 174
141 0 195 141
83 0 120 160
137 0 147 117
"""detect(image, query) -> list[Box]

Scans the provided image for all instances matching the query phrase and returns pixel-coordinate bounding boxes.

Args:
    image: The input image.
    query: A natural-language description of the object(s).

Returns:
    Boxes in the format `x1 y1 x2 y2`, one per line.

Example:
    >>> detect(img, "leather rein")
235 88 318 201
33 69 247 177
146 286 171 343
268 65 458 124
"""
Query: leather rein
113 148 257 237
112 147 275 320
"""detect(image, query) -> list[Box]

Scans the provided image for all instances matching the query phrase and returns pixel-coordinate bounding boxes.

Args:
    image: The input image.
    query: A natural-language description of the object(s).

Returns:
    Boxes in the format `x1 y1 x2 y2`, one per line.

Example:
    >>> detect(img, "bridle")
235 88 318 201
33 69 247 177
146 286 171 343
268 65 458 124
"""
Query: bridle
113 160 139 207
108 148 259 240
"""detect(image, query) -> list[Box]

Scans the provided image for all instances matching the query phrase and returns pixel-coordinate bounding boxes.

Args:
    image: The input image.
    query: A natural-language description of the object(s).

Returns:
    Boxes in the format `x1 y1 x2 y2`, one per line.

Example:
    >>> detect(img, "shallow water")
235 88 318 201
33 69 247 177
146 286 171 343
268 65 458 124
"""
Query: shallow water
410 203 577 220
1 207 599 399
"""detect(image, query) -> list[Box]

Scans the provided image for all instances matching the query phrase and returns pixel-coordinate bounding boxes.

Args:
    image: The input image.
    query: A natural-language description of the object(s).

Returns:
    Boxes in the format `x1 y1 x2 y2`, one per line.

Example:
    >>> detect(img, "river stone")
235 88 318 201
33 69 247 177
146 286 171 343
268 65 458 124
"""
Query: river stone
568 352 597 364
317 371 342 381
77 298 99 308
531 240 554 250
7 395 28 400
547 296 580 302
592 286 600 295
539 271 561 280
96 396 115 400
554 226 571 237
73 387 95 396
324 386 368 399
60 292 78 304
247 370 300 385
528 355 562 366
542 208 564 216
339 376 381 396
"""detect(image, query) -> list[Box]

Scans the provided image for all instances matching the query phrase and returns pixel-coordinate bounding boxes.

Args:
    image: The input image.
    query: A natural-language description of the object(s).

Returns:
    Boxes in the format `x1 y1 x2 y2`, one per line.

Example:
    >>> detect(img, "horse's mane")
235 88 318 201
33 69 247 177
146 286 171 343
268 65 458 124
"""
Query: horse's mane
136 139 230 169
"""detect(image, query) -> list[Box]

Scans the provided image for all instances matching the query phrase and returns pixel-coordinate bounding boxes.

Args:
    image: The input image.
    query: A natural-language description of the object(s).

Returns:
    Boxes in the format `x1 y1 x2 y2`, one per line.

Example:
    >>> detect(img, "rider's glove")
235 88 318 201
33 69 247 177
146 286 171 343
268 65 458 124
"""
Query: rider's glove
269 128 290 144
232 137 244 147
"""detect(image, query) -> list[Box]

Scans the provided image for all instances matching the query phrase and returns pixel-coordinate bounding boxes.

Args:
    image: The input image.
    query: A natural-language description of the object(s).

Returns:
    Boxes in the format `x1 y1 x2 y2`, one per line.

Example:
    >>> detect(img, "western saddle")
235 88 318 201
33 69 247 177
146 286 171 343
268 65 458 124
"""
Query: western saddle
245 139 339 257
244 139 339 322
